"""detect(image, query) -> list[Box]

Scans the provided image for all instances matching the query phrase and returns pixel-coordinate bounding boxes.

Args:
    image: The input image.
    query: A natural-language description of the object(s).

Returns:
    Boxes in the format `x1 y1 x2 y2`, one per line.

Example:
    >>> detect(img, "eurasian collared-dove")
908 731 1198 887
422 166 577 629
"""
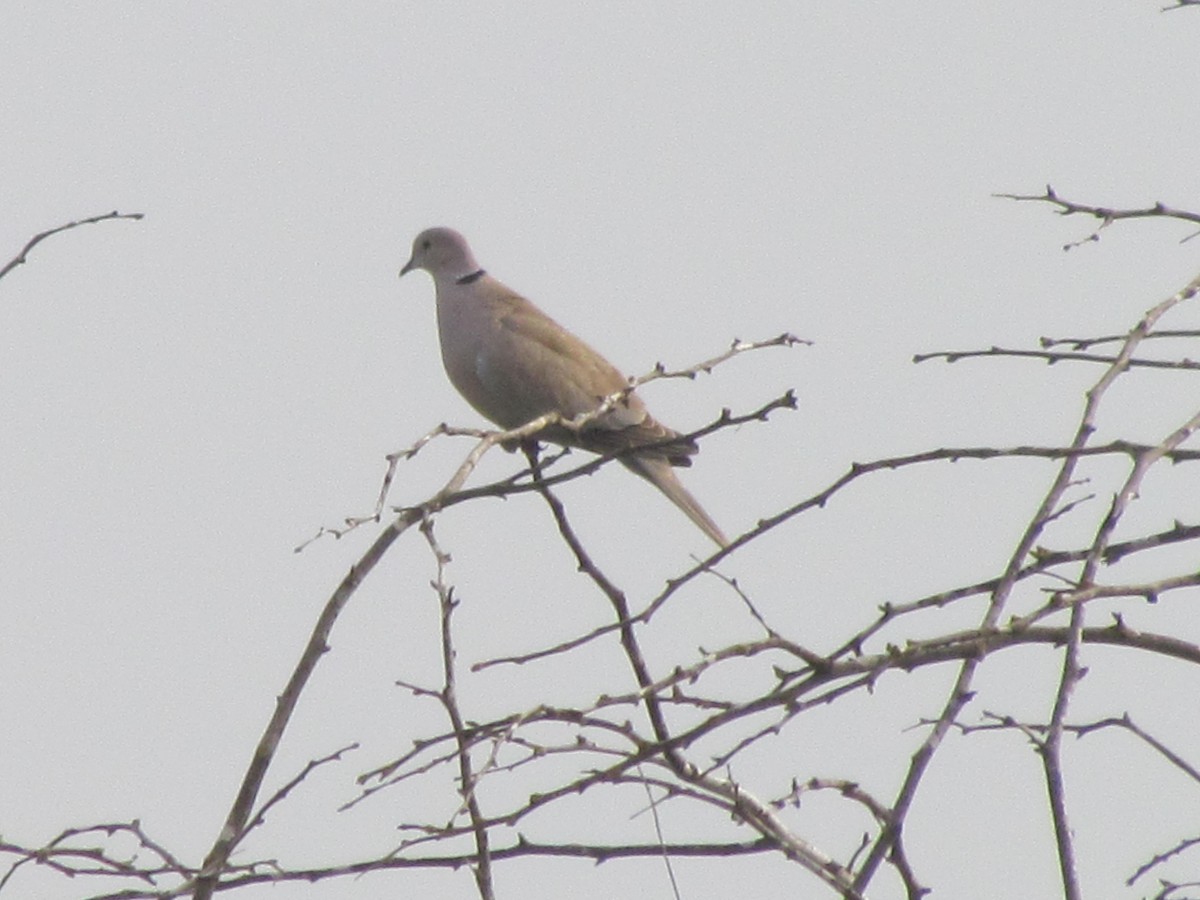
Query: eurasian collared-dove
400 227 728 548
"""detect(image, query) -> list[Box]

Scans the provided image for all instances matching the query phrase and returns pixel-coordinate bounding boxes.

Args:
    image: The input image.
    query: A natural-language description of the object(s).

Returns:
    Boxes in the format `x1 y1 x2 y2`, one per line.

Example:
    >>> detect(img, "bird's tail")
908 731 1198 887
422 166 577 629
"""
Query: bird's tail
621 456 729 548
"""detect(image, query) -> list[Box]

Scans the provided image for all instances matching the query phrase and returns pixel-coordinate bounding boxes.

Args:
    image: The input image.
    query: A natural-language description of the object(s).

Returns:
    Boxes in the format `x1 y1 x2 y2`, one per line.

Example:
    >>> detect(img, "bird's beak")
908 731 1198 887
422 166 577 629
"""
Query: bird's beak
399 257 416 277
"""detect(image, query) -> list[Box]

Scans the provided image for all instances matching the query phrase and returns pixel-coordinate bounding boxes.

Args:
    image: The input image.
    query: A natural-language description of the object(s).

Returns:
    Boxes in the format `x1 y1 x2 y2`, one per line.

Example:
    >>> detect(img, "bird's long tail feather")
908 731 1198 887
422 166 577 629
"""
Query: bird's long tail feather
621 456 729 548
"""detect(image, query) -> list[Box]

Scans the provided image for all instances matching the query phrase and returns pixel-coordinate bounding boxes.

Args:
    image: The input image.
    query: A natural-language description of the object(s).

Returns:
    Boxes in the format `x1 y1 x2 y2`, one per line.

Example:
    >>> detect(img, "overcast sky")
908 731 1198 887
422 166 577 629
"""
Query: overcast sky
3 4 1200 899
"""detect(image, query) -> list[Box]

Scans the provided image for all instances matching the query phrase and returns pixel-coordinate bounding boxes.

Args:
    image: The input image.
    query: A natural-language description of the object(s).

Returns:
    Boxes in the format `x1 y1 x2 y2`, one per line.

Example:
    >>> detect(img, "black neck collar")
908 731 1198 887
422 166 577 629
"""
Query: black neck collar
456 269 487 285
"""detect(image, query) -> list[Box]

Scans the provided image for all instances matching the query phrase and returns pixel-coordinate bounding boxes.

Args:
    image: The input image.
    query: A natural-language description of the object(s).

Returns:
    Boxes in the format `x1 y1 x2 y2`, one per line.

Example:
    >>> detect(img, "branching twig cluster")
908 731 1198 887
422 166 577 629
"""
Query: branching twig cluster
5 197 1200 900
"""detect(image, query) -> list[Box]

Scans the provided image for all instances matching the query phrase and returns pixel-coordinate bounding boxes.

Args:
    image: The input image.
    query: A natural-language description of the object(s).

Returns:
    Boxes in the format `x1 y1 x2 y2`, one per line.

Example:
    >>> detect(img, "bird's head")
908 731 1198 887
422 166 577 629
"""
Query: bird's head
400 227 480 281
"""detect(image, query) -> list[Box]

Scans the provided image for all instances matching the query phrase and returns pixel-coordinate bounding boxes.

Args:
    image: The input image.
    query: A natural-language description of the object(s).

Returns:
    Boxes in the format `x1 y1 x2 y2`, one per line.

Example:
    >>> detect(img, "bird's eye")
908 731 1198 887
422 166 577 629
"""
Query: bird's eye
421 239 432 251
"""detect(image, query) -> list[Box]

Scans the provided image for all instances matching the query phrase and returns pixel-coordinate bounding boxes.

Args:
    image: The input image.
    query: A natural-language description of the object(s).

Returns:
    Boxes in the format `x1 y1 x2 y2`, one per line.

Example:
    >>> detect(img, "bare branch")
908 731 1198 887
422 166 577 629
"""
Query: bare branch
854 266 1200 892
914 345 1200 371
1039 329 1200 351
0 211 144 284
420 517 496 900
997 185 1200 248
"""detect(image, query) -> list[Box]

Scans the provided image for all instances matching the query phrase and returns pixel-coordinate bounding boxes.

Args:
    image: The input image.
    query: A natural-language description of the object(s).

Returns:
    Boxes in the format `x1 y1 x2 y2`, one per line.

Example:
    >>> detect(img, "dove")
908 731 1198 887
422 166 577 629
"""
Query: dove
400 227 728 548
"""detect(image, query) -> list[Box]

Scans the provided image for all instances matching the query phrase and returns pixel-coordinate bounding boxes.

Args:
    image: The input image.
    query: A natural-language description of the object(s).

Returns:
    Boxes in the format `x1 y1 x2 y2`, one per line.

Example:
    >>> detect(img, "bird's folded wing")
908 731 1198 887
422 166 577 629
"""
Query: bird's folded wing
486 297 696 461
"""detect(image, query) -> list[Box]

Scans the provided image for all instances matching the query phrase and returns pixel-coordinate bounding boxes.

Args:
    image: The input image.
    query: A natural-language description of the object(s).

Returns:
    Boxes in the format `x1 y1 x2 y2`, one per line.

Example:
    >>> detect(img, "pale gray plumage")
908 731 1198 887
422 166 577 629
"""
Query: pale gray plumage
400 226 728 548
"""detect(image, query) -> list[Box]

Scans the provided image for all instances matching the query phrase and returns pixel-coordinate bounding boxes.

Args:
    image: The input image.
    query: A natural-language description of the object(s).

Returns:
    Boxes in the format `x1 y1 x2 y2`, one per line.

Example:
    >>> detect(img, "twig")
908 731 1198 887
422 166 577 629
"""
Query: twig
997 186 1200 248
914 346 1200 371
420 517 496 900
1039 329 1200 351
0 211 144 283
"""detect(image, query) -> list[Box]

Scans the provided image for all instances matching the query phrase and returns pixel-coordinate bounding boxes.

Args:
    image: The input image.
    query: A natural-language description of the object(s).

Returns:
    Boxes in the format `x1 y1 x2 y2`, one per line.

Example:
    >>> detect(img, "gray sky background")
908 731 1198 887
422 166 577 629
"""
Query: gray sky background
3 4 1200 898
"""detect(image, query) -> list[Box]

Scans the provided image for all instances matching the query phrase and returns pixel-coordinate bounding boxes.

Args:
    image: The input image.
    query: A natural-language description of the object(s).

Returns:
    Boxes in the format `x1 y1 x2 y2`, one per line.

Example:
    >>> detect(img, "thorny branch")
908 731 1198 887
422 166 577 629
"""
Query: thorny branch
184 334 804 900
853 264 1200 895
997 184 1200 248
421 517 496 900
7 207 1200 899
